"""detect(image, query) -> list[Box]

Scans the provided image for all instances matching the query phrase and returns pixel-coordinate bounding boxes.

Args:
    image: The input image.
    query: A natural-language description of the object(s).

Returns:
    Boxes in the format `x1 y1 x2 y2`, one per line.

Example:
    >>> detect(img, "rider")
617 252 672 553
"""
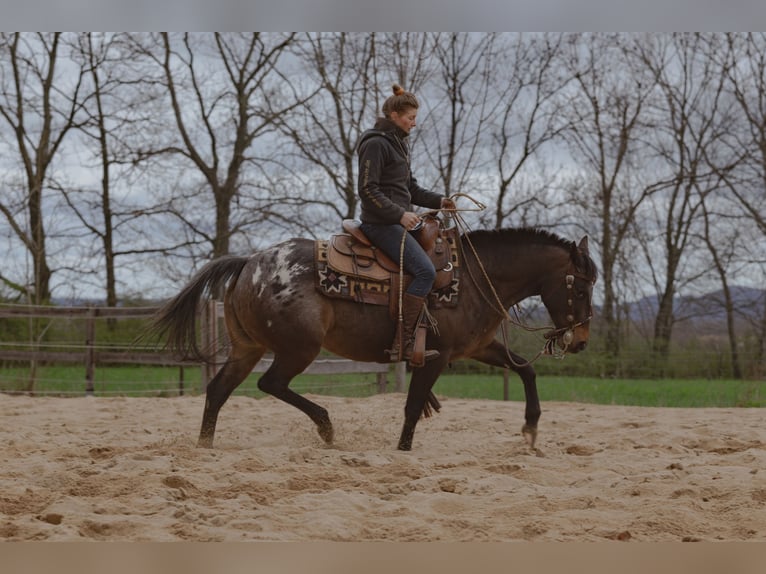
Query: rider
357 83 456 366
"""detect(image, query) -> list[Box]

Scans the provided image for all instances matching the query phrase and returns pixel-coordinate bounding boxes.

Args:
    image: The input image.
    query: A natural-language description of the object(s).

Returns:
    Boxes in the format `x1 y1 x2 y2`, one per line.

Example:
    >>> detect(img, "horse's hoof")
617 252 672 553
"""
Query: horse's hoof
397 441 412 451
521 424 538 449
317 422 334 444
197 438 214 449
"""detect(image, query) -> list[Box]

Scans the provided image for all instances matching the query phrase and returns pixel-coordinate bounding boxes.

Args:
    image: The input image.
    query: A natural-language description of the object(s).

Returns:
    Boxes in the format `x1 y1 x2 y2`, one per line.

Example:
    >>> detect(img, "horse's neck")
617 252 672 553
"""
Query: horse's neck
465 240 566 306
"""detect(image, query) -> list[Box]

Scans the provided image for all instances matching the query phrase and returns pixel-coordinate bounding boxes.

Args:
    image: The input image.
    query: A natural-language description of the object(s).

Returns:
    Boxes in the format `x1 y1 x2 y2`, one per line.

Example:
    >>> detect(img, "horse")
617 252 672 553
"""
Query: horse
149 225 597 451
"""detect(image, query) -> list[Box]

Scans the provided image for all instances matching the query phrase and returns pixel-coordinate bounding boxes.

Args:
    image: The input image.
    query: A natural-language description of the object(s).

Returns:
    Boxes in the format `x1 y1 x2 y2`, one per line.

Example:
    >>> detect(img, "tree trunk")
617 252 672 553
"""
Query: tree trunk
653 287 674 363
29 181 51 305
720 282 743 379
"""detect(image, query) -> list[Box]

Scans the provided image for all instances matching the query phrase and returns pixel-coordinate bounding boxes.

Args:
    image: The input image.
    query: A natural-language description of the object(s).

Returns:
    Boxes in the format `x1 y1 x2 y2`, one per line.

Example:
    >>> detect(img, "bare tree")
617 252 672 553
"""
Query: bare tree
0 32 86 304
273 32 376 229
59 32 129 309
272 32 439 236
697 198 745 378
633 33 733 361
719 33 766 237
421 33 502 199
125 32 299 260
56 33 194 307
490 32 572 230
714 32 766 376
559 33 661 361
374 32 435 98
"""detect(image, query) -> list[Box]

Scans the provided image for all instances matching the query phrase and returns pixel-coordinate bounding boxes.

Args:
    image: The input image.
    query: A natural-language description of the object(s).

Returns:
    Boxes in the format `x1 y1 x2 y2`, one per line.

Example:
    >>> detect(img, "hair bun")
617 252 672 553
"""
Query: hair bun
381 83 419 117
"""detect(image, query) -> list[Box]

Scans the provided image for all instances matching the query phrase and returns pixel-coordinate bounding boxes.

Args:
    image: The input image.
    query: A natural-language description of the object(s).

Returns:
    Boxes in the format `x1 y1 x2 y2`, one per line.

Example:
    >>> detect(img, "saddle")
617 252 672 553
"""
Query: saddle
315 212 461 312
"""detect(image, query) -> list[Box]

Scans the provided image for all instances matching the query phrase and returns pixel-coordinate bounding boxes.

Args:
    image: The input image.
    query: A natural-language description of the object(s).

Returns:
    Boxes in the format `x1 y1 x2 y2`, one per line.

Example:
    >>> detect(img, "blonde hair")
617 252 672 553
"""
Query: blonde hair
381 83 419 118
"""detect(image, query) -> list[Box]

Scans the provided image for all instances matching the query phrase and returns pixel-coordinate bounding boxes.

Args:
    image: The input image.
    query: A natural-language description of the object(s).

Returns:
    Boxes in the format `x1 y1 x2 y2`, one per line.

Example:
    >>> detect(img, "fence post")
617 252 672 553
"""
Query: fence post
199 302 211 392
85 307 96 396
199 300 221 392
376 370 387 393
394 361 407 392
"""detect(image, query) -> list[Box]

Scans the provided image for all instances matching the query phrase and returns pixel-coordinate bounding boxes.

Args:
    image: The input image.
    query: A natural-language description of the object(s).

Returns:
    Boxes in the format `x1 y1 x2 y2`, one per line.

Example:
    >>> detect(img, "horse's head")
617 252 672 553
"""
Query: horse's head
540 236 597 354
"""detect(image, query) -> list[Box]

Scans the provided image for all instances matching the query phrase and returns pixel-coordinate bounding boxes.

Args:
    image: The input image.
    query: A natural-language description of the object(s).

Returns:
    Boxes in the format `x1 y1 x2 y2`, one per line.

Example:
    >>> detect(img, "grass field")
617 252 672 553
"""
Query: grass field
0 364 763 408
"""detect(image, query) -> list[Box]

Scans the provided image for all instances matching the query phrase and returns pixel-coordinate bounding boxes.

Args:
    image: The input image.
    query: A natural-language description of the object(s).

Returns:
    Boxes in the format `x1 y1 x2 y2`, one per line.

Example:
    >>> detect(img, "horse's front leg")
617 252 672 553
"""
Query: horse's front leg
469 341 541 449
513 357 541 448
398 357 447 451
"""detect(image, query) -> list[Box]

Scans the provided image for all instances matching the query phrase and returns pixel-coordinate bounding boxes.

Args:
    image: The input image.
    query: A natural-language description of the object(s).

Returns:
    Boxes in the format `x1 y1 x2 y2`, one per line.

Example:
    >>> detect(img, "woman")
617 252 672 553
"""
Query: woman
357 84 455 366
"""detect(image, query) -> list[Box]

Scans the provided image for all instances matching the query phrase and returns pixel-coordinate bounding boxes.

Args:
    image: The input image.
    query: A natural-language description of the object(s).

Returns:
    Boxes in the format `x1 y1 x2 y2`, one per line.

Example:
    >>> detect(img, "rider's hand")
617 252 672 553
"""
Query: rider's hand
399 211 421 231
441 197 456 210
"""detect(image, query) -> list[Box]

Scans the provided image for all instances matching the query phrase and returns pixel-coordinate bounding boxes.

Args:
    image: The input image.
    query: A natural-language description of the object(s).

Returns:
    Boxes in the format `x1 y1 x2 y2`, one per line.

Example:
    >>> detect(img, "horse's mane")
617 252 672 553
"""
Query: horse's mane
463 227 598 279
464 226 573 250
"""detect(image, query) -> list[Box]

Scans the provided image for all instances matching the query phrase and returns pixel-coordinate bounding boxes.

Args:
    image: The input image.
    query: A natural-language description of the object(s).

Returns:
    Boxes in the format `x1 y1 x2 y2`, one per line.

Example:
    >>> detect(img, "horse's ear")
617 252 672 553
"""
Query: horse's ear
570 236 589 261
571 236 591 273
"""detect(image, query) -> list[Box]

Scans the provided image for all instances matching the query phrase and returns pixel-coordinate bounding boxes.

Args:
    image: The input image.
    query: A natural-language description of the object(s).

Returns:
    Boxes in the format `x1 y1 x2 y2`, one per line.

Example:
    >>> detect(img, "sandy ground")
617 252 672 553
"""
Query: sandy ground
0 392 764 542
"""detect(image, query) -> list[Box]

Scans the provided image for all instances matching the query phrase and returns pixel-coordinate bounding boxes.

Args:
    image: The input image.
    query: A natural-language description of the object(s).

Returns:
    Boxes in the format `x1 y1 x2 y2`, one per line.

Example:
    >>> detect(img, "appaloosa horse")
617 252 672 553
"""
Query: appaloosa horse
149 226 597 451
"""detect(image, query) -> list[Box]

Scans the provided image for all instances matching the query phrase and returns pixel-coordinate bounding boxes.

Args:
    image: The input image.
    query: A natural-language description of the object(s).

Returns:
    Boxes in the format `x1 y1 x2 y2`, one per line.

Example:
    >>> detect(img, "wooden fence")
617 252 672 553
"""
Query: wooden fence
0 303 399 396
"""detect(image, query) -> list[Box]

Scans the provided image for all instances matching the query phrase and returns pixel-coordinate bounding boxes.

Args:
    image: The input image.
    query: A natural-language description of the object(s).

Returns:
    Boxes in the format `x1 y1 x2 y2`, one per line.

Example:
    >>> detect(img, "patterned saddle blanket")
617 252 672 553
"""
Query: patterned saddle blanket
315 214 461 311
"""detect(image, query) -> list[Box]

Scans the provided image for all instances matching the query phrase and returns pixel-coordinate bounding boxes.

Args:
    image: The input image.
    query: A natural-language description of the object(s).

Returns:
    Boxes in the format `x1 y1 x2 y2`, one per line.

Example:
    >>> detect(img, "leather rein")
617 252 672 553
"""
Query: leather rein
446 197 595 367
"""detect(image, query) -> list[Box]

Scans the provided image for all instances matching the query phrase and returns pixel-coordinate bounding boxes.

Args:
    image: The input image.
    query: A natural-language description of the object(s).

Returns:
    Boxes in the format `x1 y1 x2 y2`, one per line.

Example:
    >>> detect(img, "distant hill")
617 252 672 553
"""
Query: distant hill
622 285 764 339
516 285 764 337
629 286 763 321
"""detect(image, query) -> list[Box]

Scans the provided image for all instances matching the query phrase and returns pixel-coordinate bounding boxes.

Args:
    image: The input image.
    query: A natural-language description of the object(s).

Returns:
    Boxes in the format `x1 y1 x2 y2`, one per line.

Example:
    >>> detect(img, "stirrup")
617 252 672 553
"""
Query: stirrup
406 348 440 368
386 344 440 365
386 347 403 363
408 323 438 367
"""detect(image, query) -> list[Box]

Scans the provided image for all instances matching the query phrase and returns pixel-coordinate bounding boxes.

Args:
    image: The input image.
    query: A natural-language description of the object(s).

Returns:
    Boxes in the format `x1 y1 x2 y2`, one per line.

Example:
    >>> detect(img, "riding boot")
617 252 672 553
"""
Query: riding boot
388 292 440 367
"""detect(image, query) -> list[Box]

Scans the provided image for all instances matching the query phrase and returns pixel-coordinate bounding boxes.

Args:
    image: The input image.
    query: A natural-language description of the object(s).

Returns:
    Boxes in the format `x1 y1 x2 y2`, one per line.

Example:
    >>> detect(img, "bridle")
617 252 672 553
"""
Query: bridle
435 195 596 367
542 268 595 356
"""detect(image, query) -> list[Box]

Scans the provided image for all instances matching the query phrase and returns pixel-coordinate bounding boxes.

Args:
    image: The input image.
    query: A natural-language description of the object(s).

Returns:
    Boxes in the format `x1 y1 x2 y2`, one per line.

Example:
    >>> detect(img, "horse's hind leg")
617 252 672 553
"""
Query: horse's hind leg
198 344 265 448
257 353 333 444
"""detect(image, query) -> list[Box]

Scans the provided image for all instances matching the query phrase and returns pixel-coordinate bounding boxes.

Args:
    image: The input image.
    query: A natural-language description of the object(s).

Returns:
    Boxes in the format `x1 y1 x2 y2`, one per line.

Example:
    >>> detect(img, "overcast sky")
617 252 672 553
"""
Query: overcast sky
6 0 766 33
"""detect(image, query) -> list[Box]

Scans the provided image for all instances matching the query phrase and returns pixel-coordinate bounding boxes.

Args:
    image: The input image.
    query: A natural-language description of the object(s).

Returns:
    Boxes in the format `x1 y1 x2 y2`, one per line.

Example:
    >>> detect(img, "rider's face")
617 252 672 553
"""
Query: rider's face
390 107 417 134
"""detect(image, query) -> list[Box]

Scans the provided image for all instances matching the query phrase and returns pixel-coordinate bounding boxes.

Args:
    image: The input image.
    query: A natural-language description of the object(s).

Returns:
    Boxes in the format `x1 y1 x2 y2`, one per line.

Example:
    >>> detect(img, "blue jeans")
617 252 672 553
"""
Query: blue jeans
359 222 436 298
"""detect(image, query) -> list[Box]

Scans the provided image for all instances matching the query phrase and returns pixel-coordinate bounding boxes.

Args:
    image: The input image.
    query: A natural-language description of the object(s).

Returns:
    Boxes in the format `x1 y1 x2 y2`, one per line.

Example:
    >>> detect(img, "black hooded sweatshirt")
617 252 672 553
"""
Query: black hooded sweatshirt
357 117 443 225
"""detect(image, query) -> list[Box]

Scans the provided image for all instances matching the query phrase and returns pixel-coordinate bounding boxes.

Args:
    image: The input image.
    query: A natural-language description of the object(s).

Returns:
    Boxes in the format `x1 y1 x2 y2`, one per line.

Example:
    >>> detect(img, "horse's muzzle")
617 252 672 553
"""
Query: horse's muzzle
544 326 589 354
570 340 588 353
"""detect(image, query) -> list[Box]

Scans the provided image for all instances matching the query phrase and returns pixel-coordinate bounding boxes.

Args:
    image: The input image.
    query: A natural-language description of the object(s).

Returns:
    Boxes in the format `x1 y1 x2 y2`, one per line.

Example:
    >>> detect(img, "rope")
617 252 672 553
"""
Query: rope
392 193 566 368
393 202 465 358
438 194 561 366
395 228 407 362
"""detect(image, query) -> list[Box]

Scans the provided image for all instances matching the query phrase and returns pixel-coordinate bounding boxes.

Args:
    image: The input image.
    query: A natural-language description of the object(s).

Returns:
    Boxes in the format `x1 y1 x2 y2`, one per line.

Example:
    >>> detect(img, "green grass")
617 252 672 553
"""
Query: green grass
1 364 763 407
0 364 200 397
410 374 763 408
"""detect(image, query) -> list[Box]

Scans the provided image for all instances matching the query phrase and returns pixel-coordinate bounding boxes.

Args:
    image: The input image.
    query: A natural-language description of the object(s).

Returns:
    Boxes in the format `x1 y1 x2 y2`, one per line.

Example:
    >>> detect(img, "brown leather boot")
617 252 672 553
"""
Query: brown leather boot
388 292 440 367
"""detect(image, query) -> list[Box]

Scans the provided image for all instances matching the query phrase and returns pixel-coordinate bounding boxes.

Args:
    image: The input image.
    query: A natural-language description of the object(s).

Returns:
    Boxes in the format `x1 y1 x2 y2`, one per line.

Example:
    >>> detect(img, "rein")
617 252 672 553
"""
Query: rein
393 193 592 368
394 194 487 344
444 195 592 367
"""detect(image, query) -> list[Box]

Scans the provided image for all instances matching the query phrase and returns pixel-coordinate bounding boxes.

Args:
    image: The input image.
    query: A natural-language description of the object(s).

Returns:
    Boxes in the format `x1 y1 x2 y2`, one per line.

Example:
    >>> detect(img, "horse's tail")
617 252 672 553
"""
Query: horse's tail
422 391 442 419
146 255 250 362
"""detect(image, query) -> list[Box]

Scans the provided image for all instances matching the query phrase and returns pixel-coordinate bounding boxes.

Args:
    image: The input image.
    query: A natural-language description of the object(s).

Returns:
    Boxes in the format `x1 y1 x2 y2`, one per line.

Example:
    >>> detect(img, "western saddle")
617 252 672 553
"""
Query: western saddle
339 215 454 284
315 212 460 314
